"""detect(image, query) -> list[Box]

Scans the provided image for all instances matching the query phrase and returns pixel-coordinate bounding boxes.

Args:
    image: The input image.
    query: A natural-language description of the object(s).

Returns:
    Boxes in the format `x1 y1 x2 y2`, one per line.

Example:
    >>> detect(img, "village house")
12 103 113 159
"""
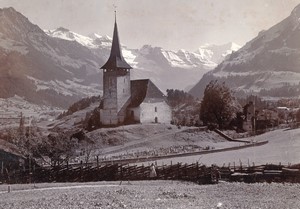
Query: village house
99 14 171 126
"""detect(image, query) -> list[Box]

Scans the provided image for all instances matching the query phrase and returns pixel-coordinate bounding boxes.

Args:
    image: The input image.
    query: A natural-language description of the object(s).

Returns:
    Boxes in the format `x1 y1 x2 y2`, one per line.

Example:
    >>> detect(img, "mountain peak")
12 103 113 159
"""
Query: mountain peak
55 27 70 33
0 7 16 13
196 42 241 64
228 42 241 51
291 3 300 25
0 7 42 40
0 7 19 16
291 3 300 17
87 33 112 41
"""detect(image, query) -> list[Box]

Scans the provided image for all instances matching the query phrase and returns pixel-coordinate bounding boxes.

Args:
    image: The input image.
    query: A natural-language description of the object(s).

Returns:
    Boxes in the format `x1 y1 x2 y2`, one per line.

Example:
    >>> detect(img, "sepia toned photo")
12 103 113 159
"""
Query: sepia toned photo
0 0 300 208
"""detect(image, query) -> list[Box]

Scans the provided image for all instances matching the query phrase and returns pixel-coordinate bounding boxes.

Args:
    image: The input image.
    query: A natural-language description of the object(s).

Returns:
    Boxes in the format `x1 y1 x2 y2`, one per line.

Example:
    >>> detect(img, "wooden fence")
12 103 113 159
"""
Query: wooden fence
1 162 300 184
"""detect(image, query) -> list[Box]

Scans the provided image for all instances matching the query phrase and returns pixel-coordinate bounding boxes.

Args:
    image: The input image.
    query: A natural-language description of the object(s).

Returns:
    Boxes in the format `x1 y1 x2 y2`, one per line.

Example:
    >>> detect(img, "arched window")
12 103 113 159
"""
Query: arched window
155 107 157 112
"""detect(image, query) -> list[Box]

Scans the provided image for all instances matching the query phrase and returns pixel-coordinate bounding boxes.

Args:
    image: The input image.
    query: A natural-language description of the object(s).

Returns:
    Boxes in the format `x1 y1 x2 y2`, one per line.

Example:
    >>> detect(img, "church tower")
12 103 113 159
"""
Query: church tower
100 13 132 125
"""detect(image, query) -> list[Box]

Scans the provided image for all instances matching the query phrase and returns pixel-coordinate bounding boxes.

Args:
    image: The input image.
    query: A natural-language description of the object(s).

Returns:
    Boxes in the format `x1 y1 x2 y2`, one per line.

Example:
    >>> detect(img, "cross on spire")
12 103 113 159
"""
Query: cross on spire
113 4 117 22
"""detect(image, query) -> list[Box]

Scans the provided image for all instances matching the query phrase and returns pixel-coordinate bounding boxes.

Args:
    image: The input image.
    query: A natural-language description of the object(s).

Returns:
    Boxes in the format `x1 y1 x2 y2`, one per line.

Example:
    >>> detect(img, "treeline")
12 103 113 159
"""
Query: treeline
57 96 101 119
166 89 194 107
259 83 300 97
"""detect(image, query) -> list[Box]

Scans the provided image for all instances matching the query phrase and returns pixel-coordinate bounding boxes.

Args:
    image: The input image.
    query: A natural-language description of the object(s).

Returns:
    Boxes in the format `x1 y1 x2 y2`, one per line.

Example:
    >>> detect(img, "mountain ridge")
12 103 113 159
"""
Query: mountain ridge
45 28 240 91
0 7 104 107
0 7 240 108
189 3 300 99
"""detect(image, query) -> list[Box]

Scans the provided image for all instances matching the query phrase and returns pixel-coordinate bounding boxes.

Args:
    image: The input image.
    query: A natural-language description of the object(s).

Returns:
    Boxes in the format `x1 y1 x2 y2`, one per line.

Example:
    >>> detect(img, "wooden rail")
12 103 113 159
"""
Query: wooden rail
1 162 299 184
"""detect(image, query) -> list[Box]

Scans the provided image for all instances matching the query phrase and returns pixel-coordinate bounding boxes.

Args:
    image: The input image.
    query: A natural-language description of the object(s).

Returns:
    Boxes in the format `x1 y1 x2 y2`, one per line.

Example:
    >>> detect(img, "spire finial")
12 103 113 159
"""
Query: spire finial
113 4 117 23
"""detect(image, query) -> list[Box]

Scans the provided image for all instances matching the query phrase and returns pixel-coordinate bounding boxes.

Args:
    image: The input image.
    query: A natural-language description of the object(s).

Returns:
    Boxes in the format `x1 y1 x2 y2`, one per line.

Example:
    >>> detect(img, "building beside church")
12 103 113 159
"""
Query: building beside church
100 15 171 126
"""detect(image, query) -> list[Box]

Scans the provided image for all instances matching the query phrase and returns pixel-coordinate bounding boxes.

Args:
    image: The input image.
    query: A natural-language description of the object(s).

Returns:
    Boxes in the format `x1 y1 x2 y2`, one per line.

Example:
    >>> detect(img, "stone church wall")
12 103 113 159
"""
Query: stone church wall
116 74 131 113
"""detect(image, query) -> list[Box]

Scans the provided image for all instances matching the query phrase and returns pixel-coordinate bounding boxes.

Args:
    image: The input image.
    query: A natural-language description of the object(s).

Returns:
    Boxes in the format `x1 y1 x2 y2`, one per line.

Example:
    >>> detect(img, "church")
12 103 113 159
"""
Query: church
99 15 172 126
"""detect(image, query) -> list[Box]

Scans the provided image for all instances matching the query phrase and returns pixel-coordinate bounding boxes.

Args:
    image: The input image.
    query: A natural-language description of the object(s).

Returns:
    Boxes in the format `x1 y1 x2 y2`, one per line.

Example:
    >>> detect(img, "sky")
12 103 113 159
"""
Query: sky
0 0 300 51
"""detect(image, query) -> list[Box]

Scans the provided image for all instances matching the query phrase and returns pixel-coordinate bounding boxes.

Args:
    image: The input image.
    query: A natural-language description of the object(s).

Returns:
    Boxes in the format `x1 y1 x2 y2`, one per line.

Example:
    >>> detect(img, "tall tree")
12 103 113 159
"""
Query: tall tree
200 80 240 129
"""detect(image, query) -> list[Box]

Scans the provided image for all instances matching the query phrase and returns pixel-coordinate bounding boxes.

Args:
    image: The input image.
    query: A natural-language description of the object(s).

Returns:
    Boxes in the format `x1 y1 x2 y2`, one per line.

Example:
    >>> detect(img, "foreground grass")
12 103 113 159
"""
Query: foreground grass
0 181 299 209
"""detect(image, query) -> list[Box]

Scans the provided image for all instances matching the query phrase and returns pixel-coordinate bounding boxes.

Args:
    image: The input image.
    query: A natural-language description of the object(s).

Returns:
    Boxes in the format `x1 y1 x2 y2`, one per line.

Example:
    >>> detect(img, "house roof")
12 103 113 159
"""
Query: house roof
101 15 132 70
129 79 166 107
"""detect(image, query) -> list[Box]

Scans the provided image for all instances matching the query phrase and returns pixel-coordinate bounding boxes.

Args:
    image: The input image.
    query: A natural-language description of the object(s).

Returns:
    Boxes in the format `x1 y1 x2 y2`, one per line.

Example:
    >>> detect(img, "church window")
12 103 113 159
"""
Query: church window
131 111 134 118
155 107 157 112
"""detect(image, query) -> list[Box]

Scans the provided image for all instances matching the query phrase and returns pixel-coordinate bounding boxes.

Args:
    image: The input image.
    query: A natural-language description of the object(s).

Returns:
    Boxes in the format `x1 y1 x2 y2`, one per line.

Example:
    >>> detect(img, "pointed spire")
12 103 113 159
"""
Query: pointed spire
101 11 132 70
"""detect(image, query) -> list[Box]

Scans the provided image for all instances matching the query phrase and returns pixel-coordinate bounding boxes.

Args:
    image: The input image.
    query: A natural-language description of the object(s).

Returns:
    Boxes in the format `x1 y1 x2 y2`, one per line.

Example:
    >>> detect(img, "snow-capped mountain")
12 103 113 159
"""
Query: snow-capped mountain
189 3 300 99
45 28 240 91
0 7 239 108
45 28 113 50
197 42 241 64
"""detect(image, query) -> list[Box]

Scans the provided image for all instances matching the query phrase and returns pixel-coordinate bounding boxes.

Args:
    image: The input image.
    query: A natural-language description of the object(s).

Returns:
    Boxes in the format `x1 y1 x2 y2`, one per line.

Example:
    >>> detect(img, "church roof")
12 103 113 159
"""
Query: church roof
101 15 132 70
129 79 166 108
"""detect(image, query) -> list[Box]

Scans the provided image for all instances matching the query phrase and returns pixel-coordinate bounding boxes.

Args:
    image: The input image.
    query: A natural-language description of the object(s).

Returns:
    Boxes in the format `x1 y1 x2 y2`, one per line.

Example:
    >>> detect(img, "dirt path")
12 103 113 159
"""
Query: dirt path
1 181 299 209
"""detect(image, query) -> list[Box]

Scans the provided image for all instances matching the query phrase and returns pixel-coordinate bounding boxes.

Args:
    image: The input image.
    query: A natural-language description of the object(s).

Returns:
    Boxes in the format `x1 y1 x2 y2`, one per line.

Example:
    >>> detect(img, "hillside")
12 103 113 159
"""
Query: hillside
189 3 300 99
0 8 104 108
152 127 300 166
87 124 234 157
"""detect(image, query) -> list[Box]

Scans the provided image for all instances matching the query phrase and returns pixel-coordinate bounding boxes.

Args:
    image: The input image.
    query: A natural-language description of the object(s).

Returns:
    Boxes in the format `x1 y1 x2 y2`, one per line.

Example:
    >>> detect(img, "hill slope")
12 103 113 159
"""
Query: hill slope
0 8 103 107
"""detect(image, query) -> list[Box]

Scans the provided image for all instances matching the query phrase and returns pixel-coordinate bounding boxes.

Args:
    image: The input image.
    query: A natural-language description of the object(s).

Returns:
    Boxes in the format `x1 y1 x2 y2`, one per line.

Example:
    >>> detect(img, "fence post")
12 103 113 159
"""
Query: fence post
120 165 123 180
66 161 69 182
177 162 180 180
80 160 83 182
196 162 199 179
162 164 165 180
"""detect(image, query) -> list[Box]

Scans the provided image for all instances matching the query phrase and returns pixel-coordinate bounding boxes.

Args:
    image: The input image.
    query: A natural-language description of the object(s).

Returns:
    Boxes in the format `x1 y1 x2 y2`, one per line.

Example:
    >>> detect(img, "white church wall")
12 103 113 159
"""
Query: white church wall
139 101 171 124
128 107 141 122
